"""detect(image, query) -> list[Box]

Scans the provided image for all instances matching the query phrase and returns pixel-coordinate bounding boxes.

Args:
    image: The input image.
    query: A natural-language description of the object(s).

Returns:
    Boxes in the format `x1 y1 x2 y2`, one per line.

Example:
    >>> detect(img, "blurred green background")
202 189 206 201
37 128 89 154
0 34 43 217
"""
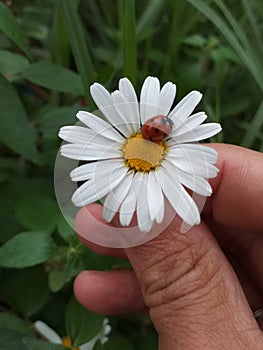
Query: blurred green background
0 0 262 349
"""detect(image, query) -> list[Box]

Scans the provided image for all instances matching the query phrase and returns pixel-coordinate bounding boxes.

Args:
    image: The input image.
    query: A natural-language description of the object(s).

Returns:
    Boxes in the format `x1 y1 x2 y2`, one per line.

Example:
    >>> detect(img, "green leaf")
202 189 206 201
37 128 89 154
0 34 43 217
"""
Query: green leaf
0 231 57 268
0 266 49 317
21 22 49 41
0 206 22 244
21 60 84 95
23 338 66 350
48 268 66 292
93 340 103 350
39 105 79 139
0 3 31 58
15 194 59 233
183 34 206 47
35 295 68 336
61 0 95 109
0 313 34 336
57 215 75 243
122 0 137 84
104 334 133 350
65 249 86 282
66 297 104 347
0 50 30 79
0 74 39 162
0 329 28 350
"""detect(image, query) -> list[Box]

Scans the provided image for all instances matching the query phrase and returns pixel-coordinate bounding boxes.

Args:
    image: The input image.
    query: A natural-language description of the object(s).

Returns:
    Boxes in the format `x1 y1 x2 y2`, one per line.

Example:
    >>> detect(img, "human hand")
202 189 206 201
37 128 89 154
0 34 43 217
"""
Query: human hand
73 144 263 350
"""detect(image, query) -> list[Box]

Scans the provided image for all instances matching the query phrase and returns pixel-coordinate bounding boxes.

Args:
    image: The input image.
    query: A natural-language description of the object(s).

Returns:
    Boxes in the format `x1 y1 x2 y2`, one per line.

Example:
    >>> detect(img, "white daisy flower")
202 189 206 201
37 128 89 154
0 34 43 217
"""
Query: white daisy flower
59 76 221 232
34 318 111 349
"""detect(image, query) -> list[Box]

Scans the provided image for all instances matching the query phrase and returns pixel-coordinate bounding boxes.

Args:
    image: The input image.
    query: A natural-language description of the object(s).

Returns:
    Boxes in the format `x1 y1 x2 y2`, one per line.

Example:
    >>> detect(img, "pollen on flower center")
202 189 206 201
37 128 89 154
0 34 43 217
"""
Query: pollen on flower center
122 133 168 172
62 337 79 350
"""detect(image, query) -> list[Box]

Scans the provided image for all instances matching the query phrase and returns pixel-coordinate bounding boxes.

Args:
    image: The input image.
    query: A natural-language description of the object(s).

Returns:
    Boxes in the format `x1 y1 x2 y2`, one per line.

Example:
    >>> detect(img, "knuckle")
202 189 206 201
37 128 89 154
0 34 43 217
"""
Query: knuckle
138 233 224 313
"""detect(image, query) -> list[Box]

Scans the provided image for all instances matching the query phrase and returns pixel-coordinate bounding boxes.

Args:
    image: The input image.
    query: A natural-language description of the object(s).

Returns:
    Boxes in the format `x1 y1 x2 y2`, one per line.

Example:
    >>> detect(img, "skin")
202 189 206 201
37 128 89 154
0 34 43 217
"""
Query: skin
73 144 263 350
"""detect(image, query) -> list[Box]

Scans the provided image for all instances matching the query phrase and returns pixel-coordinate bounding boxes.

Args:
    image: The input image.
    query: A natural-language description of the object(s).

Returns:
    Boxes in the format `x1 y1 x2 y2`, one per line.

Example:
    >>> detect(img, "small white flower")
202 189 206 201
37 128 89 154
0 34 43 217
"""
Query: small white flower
59 76 221 232
34 319 111 349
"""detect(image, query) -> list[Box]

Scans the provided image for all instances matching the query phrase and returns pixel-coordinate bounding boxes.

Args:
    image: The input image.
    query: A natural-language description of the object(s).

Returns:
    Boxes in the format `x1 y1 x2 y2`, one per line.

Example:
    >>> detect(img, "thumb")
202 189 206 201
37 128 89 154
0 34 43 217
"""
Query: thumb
125 217 262 350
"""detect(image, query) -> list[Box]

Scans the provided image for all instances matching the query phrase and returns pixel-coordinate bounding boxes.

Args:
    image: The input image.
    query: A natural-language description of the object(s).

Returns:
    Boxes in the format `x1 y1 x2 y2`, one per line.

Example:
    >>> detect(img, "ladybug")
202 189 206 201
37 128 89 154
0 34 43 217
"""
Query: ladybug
141 115 173 142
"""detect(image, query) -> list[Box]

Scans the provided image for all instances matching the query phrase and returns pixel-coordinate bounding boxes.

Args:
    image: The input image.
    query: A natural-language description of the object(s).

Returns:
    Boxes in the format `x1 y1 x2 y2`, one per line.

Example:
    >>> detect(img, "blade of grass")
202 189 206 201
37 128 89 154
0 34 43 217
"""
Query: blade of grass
186 0 263 93
214 0 263 80
241 100 263 148
122 0 137 84
50 1 70 67
61 0 95 109
215 0 253 52
136 0 165 40
98 0 116 28
0 3 31 59
163 1 198 79
82 0 111 46
241 0 263 57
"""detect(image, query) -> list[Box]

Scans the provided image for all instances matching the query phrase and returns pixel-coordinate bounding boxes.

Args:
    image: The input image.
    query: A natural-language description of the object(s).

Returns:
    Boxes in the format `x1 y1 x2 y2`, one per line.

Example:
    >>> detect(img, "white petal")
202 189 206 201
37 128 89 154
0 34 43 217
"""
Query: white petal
59 126 95 143
90 82 112 109
111 91 140 136
118 78 140 127
91 83 135 136
178 169 212 196
61 143 121 161
34 321 62 344
72 165 128 207
165 159 213 196
103 172 133 222
70 159 123 181
169 91 202 122
77 111 123 142
79 341 94 350
172 123 222 143
169 143 218 164
136 173 153 232
90 83 118 123
158 166 200 225
119 172 141 226
59 125 118 147
168 154 219 178
157 82 176 116
171 112 207 138
140 76 160 124
147 171 164 223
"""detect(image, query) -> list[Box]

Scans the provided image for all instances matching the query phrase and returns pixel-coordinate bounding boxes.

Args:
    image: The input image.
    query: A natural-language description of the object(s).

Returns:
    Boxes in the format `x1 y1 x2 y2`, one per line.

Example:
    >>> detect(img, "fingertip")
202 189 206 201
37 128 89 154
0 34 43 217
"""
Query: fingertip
75 204 126 258
74 270 145 315
75 203 104 233
207 143 263 232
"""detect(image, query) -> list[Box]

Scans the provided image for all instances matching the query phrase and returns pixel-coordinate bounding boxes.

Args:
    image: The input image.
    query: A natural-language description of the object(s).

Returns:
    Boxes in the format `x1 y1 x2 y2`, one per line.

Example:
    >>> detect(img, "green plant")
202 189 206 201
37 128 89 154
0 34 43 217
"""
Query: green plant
0 1 262 349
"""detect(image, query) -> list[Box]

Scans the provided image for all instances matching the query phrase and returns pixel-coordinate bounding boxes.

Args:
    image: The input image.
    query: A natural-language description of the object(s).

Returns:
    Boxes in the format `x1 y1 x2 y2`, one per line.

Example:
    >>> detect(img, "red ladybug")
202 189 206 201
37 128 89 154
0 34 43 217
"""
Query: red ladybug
141 115 173 142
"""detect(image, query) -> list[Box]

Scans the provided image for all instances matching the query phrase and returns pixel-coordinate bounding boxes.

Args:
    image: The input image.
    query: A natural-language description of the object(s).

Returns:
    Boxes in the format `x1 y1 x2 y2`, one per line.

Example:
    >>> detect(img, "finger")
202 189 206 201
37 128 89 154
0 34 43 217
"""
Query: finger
74 270 144 315
125 216 263 349
78 208 263 312
204 215 263 291
207 143 263 233
226 253 263 311
75 203 126 258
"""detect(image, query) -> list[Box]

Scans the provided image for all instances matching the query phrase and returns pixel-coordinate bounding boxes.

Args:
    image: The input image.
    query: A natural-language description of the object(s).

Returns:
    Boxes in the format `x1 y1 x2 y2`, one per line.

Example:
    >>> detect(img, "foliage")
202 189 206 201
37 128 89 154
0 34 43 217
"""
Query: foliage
0 0 263 349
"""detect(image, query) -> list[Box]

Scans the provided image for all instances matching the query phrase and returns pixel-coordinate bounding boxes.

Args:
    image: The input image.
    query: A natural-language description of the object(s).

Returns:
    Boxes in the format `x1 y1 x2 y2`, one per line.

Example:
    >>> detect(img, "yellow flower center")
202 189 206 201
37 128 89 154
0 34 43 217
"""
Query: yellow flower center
122 133 168 172
62 337 79 350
